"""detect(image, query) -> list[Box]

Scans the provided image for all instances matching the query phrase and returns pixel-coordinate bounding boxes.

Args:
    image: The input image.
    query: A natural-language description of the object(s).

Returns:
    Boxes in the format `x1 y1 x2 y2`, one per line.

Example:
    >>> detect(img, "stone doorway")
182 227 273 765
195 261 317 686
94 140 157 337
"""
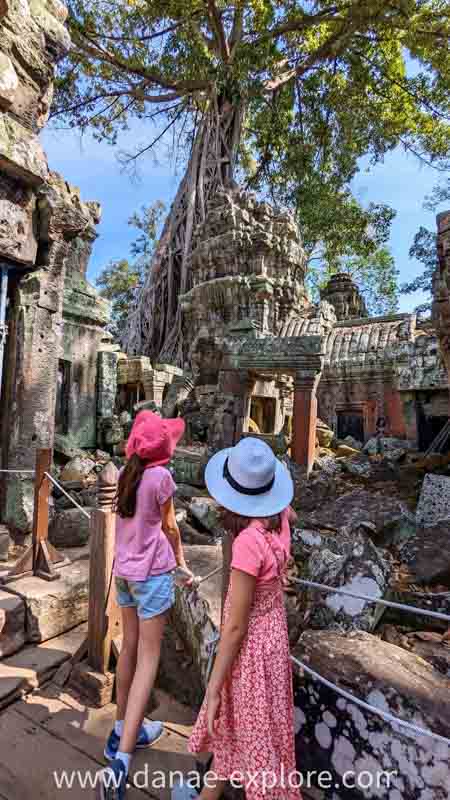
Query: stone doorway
230 334 324 474
250 396 276 434
416 391 449 451
337 409 364 442
417 411 448 451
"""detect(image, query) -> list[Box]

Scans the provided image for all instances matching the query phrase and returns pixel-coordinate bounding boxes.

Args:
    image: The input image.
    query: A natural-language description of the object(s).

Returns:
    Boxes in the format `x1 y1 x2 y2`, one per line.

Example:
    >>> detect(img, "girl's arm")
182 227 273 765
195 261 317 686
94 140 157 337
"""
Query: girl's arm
206 568 256 734
161 497 189 569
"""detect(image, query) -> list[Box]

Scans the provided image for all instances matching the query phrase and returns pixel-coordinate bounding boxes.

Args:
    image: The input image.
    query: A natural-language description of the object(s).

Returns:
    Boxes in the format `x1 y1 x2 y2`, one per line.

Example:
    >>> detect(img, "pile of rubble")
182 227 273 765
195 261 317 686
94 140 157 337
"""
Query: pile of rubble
161 425 450 799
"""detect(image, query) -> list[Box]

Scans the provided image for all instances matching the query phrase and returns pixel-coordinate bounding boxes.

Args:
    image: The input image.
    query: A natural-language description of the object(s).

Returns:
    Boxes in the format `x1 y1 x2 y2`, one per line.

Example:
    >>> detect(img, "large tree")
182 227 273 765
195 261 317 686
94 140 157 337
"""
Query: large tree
55 0 450 364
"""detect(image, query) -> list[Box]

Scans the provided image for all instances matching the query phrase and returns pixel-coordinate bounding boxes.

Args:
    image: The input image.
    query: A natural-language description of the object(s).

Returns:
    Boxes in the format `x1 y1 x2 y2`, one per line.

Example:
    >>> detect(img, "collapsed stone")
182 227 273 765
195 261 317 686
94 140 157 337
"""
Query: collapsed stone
293 630 450 800
304 533 391 632
416 474 450 527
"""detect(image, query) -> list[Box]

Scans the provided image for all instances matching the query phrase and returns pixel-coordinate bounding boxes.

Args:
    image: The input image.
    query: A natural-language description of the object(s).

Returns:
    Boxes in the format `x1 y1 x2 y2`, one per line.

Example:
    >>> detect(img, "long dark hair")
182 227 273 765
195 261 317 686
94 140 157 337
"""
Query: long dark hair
221 511 282 538
116 454 146 517
221 506 297 538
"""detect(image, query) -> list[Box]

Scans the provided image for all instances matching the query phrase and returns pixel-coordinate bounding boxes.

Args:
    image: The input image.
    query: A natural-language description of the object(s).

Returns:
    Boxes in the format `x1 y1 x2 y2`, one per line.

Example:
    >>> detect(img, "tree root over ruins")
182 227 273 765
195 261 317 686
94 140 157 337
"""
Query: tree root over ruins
124 98 243 367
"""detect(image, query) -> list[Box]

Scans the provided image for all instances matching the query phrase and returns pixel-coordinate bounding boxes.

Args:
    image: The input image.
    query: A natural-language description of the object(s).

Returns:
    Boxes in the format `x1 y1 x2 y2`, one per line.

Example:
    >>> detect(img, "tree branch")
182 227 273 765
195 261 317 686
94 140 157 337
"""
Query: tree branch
229 1 246 57
73 28 211 95
253 7 344 42
203 0 230 61
120 107 185 165
264 26 355 91
83 21 181 44
191 19 219 56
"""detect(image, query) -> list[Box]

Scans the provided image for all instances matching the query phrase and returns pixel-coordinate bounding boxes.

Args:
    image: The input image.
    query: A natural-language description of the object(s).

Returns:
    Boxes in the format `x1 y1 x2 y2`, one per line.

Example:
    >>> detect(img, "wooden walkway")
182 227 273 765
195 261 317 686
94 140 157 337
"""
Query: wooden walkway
0 685 202 800
0 683 324 800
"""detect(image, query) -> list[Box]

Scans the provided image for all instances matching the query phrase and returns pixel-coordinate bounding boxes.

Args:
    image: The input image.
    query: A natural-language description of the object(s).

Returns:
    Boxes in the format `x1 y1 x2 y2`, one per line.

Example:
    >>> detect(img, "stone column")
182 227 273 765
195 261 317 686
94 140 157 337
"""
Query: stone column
292 372 321 475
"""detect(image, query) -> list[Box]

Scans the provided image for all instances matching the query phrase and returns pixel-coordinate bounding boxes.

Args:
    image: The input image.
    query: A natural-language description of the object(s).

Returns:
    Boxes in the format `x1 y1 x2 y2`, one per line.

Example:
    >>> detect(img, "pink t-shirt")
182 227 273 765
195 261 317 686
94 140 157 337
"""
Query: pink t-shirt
231 508 292 583
114 466 177 581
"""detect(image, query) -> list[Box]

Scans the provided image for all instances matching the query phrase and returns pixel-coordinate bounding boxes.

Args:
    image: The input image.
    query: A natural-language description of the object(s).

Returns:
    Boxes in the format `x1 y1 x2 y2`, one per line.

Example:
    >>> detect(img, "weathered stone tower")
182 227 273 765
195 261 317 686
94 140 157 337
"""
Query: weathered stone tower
180 186 309 385
320 272 368 321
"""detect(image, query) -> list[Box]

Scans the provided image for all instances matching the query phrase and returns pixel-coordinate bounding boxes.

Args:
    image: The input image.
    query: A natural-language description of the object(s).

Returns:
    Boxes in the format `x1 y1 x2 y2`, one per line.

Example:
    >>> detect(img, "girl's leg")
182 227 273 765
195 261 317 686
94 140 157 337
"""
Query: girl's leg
115 606 139 722
119 610 167 754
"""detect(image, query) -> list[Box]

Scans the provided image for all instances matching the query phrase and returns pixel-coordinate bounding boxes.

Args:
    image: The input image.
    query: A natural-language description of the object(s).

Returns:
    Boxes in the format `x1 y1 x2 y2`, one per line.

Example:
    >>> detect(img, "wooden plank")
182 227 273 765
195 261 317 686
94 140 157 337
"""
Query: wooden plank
0 707 145 799
87 509 121 673
14 686 204 800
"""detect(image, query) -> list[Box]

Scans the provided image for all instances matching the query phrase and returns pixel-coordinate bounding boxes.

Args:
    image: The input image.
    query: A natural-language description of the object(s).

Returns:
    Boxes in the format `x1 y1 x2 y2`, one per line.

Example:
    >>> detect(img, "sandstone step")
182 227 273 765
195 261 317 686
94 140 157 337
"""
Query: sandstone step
0 623 87 710
0 589 25 658
4 557 89 643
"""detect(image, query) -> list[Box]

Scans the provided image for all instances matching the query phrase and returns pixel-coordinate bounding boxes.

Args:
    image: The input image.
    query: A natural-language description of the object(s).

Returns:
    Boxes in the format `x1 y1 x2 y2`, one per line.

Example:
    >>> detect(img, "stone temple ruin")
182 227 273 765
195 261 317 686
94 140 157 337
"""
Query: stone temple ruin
1 3 450 798
101 188 450 486
0 0 448 527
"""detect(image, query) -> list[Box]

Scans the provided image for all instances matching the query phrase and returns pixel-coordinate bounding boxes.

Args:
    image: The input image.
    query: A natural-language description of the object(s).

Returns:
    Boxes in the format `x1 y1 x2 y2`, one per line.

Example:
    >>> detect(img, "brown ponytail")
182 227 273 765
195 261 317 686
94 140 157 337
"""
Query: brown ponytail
221 511 282 538
116 453 146 518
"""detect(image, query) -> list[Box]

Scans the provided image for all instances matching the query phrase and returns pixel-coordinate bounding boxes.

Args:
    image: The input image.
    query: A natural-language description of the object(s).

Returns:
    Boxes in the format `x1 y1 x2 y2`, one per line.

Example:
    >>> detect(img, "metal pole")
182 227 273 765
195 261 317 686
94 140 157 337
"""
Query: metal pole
0 265 9 397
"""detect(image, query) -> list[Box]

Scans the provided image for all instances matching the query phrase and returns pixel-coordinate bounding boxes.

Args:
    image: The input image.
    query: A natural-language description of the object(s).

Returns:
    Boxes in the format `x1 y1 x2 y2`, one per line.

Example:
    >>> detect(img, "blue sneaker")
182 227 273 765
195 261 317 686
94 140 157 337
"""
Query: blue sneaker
104 720 164 760
96 759 127 800
171 775 199 799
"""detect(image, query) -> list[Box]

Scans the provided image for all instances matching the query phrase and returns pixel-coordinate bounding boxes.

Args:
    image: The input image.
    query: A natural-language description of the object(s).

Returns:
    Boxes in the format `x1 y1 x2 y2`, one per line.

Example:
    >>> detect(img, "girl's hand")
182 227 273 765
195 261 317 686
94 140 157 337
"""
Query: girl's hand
174 563 195 587
206 687 221 737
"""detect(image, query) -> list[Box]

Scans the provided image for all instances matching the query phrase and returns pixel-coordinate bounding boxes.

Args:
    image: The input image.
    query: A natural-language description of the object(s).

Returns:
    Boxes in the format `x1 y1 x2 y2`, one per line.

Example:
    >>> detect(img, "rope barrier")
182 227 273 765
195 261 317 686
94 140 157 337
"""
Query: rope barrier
44 472 91 520
0 469 35 474
290 654 450 747
292 577 450 624
194 565 223 587
181 569 450 748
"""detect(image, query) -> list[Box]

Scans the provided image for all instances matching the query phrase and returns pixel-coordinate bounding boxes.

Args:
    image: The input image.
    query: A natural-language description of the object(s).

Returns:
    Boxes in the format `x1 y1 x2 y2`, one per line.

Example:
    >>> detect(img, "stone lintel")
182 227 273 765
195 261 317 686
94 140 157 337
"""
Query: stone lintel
153 363 184 377
232 335 324 376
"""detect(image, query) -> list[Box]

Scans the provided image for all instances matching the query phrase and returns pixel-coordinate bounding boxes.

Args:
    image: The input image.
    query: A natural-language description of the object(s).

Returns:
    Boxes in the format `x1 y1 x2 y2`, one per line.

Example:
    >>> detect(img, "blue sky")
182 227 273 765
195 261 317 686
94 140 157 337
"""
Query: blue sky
42 124 447 313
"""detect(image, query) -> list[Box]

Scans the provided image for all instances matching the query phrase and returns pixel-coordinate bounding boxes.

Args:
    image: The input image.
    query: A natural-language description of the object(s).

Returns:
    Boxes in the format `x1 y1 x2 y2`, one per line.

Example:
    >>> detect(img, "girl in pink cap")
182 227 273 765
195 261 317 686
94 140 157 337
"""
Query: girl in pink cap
98 411 192 800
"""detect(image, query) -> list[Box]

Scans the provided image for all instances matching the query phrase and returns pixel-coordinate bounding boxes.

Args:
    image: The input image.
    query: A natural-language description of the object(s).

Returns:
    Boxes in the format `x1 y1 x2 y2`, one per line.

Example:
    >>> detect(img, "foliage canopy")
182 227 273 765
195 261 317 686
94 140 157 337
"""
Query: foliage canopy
56 0 450 359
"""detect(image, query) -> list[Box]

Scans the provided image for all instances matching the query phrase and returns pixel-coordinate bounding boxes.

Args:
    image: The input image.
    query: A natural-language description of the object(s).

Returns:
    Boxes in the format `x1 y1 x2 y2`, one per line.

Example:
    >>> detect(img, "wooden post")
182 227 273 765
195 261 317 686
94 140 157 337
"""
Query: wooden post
87 507 120 673
62 462 120 704
87 461 121 674
3 448 67 583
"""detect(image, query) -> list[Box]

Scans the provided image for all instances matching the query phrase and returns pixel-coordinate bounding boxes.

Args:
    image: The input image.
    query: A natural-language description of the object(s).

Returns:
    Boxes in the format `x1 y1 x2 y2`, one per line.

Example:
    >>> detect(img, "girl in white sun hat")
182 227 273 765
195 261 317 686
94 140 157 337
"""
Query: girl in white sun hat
186 436 302 800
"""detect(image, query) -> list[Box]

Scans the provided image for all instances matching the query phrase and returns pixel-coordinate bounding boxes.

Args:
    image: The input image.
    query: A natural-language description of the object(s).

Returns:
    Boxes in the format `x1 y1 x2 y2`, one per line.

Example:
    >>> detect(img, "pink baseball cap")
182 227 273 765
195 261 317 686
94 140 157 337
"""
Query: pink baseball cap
126 411 185 467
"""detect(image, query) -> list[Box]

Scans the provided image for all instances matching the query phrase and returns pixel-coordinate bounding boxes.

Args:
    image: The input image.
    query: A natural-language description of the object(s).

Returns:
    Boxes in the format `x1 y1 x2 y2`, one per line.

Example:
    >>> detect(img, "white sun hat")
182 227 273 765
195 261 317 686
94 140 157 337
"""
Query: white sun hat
205 436 294 517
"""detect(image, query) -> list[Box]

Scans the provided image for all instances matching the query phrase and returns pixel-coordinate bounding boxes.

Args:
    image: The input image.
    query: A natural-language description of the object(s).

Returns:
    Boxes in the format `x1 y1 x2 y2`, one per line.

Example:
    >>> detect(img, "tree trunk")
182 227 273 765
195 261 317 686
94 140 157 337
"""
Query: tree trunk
124 97 243 366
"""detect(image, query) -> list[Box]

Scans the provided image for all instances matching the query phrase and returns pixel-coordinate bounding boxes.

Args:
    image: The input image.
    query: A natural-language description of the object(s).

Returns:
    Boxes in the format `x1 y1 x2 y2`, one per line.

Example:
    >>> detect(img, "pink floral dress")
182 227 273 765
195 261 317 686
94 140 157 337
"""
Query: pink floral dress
189 515 302 799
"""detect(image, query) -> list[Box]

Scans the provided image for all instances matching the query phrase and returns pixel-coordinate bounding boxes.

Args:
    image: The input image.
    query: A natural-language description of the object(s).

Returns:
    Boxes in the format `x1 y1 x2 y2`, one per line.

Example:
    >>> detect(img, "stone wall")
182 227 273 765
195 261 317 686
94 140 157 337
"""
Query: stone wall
284 285 448 447
0 0 109 534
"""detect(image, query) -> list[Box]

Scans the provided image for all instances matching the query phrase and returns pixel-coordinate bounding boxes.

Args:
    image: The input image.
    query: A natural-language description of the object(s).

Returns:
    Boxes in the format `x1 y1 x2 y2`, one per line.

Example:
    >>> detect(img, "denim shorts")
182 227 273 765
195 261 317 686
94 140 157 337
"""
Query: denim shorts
115 573 175 619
